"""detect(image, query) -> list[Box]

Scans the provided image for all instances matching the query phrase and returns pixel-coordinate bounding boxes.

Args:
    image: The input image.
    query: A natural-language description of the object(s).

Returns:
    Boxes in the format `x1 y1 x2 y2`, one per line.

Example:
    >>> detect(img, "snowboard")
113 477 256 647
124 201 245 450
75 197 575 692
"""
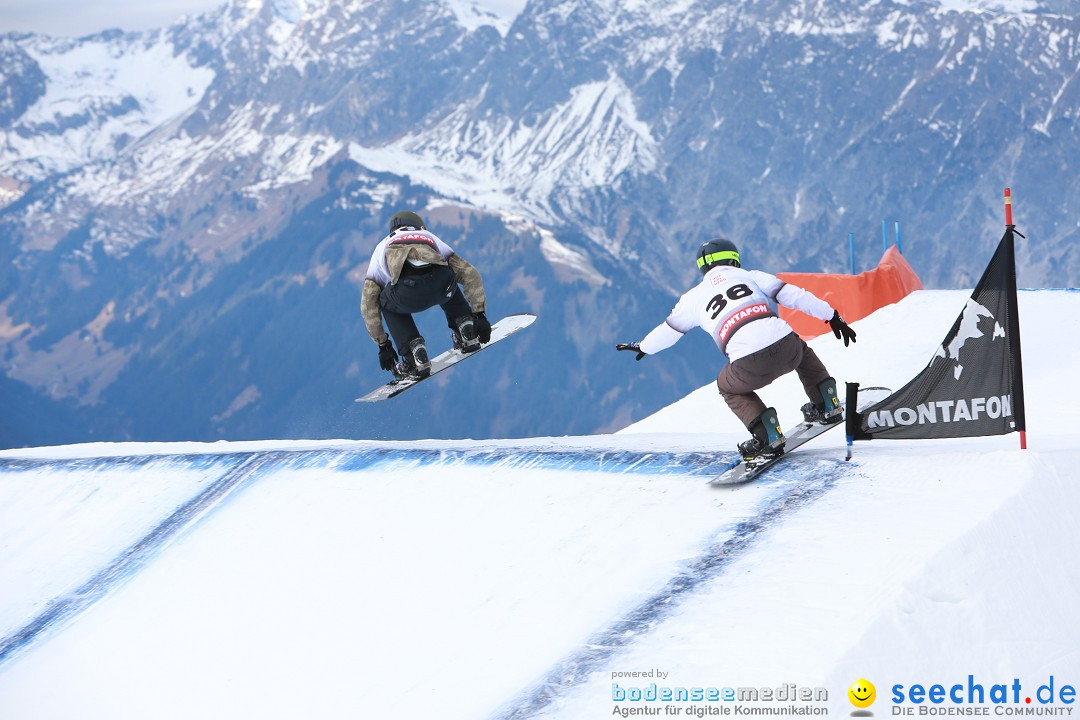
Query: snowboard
355 313 536 402
709 386 892 485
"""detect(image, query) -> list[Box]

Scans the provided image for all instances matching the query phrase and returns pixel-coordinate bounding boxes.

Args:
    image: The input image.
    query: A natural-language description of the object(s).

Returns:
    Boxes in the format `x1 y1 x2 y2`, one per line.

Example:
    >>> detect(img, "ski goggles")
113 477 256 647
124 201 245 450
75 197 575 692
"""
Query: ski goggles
697 250 740 268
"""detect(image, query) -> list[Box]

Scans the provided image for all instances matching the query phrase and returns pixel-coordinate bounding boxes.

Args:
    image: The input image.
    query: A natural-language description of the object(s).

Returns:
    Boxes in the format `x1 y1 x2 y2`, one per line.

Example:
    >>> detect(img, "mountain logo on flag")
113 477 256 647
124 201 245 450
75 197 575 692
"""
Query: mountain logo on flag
933 299 1006 381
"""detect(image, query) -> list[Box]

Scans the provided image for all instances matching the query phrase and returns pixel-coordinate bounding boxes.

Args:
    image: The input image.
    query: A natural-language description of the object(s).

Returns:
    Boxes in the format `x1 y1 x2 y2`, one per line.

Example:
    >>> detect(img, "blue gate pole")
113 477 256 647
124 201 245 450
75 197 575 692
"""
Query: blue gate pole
895 221 903 254
849 232 855 274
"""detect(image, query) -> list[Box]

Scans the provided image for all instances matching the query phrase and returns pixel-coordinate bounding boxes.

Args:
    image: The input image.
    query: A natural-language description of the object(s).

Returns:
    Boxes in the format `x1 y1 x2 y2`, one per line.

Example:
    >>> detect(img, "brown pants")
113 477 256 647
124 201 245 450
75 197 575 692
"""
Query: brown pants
715 332 831 430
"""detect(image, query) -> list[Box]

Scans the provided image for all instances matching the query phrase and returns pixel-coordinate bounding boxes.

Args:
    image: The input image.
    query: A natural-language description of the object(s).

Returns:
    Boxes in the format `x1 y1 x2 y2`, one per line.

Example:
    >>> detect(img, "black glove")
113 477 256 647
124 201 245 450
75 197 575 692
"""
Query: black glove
473 311 492 344
828 311 857 347
378 339 398 371
616 342 646 361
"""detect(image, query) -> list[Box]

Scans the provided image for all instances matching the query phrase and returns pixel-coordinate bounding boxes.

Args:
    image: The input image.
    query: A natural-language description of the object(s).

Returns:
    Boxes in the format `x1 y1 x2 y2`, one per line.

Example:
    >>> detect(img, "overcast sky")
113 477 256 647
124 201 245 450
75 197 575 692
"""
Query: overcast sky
1 0 225 37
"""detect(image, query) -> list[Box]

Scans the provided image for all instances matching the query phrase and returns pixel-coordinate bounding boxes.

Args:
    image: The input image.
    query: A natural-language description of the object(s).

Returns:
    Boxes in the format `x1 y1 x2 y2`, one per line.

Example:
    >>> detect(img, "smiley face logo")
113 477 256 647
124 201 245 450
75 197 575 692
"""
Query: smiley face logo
848 678 876 709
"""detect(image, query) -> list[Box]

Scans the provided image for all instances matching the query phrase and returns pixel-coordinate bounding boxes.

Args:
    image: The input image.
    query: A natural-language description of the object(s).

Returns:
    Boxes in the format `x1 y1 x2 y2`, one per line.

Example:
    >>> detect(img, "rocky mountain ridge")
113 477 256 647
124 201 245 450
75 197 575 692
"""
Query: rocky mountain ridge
2 0 1078 446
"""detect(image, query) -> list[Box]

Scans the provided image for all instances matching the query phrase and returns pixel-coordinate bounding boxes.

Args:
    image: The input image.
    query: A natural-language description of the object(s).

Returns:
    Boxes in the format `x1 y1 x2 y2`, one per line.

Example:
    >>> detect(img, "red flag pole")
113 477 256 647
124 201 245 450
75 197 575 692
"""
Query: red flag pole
1004 187 1026 450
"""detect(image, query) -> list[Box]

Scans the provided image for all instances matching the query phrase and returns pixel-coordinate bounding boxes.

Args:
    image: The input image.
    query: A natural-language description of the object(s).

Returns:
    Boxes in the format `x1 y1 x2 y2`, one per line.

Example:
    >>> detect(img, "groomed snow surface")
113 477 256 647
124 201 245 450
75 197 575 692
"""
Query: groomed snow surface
0 289 1078 719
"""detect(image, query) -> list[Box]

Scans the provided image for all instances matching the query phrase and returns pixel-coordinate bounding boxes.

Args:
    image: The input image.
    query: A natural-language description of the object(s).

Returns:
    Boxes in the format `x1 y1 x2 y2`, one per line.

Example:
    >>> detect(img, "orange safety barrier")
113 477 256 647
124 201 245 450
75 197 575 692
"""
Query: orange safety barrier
777 245 923 340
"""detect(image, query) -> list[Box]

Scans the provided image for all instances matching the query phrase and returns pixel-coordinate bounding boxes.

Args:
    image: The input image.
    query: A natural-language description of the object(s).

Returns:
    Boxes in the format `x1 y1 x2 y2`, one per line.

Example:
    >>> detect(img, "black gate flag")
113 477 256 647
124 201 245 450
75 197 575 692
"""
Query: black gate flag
851 228 1026 440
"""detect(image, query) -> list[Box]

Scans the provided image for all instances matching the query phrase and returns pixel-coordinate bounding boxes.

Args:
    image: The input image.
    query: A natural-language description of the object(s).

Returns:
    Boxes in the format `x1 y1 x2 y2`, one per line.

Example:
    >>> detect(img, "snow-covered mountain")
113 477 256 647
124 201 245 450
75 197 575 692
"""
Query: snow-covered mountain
2 0 1079 447
0 289 1075 718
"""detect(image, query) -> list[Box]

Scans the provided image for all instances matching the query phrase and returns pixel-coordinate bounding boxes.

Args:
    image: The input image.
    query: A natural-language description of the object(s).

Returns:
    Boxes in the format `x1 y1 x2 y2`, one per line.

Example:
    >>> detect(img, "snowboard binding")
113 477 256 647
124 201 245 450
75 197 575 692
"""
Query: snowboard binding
451 315 481 354
801 377 843 425
738 407 786 461
392 336 431 380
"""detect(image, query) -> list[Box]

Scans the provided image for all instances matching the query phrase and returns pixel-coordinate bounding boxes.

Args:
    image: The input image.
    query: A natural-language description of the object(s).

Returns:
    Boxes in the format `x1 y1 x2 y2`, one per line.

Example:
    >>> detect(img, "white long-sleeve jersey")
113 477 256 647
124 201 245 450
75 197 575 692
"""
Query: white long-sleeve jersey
638 265 835 362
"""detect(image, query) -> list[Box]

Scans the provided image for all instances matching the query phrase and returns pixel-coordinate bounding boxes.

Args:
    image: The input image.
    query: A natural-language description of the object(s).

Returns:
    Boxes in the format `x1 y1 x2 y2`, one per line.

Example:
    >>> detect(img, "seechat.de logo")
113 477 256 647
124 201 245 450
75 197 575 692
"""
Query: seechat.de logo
849 678 877 714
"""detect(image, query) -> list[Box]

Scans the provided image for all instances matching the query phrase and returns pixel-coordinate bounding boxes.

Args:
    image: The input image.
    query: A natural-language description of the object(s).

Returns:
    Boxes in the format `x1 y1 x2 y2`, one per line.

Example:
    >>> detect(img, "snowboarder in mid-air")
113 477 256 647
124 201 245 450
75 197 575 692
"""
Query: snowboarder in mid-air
616 239 857 460
362 211 490 380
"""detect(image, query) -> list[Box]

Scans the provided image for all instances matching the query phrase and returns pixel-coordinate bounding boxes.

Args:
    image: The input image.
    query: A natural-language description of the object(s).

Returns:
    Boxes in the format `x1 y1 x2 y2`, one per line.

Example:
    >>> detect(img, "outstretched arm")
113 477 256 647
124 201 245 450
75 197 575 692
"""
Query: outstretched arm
617 321 685 360
775 283 834 322
639 321 685 354
773 283 856 345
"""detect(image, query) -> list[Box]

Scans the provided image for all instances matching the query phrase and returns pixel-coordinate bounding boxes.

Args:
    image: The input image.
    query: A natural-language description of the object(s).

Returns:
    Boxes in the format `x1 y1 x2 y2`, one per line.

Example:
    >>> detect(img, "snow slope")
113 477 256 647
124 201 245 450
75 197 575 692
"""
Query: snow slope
0 289 1077 719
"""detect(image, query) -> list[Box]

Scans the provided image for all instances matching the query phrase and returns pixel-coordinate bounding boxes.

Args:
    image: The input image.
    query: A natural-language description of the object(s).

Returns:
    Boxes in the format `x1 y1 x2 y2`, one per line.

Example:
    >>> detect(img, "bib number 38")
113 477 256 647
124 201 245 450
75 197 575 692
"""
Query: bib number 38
706 283 753 320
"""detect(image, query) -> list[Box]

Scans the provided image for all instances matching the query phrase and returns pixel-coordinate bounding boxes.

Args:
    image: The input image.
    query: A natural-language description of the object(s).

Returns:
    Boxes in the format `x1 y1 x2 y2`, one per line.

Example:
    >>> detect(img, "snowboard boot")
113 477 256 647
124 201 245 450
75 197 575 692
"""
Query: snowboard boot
451 315 481 354
738 407 785 460
407 336 431 377
391 354 415 380
801 377 842 425
393 337 430 379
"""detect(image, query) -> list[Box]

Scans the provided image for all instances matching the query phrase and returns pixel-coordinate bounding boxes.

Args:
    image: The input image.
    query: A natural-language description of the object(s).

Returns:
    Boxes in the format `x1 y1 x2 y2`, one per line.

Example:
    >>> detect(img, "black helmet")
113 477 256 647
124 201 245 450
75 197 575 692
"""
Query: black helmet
697 238 740 274
389 210 425 231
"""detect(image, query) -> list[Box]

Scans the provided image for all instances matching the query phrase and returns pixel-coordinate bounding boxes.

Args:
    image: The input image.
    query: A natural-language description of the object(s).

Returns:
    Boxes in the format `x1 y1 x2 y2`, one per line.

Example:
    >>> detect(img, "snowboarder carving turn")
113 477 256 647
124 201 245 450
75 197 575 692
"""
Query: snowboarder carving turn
361 211 491 380
616 238 857 460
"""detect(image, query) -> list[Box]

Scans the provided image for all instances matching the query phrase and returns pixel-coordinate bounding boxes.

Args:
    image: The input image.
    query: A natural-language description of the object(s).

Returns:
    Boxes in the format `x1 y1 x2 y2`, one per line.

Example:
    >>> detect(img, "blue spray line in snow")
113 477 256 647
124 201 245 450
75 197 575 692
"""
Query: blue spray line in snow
0 445 731 670
491 458 847 720
0 452 275 667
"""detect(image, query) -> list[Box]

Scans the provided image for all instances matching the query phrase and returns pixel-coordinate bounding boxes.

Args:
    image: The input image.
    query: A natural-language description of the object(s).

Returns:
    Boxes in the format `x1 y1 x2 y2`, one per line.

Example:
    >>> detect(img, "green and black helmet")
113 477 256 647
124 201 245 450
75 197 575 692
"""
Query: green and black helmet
696 238 740 274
